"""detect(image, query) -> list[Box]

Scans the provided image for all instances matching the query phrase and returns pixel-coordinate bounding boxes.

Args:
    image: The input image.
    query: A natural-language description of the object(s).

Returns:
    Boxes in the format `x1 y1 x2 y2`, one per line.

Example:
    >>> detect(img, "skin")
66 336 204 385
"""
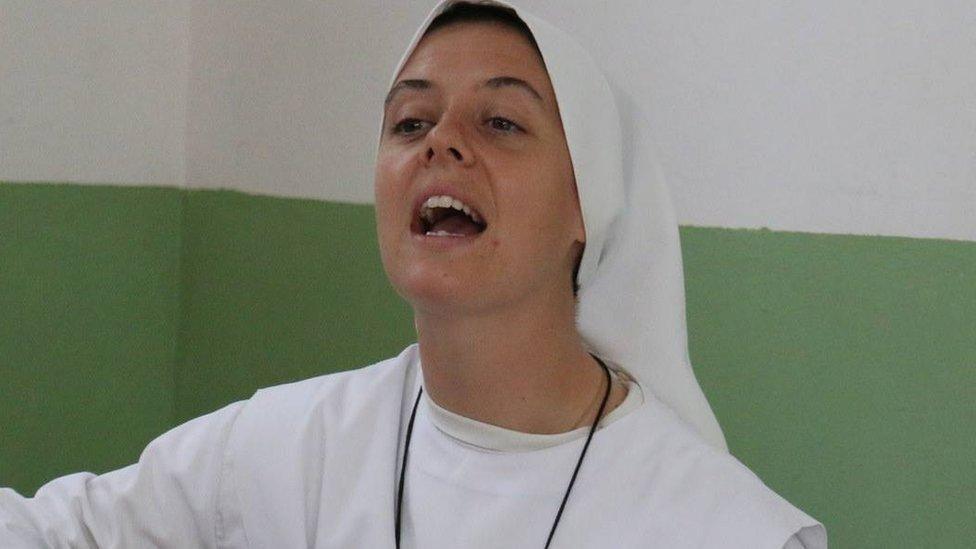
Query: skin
375 21 627 434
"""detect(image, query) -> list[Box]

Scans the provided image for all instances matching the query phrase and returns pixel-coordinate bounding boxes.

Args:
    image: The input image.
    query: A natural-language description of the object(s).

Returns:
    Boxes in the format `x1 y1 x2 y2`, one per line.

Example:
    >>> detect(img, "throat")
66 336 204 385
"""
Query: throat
418 352 627 435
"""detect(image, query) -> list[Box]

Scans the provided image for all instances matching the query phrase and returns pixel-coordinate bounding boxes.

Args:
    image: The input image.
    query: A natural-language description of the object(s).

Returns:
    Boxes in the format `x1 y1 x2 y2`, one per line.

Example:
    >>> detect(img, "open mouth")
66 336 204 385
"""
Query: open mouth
412 194 488 237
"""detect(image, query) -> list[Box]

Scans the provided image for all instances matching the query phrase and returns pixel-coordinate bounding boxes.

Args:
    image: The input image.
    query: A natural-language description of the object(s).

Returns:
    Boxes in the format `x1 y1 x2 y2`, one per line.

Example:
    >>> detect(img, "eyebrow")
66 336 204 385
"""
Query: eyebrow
383 76 545 107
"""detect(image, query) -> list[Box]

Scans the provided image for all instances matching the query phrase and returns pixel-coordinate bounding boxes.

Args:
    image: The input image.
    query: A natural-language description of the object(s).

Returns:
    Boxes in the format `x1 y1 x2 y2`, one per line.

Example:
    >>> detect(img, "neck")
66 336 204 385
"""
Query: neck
414 291 628 434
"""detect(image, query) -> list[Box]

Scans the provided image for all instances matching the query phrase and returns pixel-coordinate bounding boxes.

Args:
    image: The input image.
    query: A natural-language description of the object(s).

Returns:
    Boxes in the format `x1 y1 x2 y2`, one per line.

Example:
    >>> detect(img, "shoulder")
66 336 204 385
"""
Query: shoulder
614 393 827 548
212 345 419 546
226 343 419 443
243 344 417 412
212 343 419 462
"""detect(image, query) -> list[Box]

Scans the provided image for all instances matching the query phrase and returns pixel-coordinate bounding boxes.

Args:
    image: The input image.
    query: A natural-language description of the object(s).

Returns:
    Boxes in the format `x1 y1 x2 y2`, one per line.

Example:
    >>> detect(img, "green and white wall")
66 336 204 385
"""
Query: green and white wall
1 2 973 547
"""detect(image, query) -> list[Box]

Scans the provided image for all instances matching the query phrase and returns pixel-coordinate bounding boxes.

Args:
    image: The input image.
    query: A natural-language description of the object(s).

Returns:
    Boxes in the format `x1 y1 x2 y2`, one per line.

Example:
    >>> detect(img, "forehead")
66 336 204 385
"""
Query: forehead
391 22 556 108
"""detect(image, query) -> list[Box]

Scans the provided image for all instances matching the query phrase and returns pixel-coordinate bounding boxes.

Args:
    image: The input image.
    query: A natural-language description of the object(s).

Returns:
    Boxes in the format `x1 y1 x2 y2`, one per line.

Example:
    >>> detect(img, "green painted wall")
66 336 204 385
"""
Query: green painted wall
1 182 974 547
0 184 182 495
174 190 414 422
681 227 976 547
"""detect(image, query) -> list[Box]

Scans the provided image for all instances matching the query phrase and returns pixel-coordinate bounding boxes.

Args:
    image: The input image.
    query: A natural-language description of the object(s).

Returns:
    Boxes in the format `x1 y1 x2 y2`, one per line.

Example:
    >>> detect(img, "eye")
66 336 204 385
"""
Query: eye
487 117 522 133
392 118 428 135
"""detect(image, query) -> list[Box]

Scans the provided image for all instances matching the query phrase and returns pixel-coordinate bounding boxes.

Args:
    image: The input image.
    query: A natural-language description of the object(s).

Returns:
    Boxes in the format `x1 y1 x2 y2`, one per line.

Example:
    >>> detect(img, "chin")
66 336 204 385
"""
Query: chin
391 265 492 315
399 272 468 309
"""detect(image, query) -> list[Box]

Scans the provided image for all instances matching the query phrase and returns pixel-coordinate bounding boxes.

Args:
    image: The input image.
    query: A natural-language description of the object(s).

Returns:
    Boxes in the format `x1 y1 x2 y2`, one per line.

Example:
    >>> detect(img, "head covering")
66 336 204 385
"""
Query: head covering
374 0 728 451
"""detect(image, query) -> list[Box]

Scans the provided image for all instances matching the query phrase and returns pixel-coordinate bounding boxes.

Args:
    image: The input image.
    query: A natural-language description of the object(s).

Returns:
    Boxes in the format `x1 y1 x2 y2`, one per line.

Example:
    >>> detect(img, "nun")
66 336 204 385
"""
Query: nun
0 1 827 547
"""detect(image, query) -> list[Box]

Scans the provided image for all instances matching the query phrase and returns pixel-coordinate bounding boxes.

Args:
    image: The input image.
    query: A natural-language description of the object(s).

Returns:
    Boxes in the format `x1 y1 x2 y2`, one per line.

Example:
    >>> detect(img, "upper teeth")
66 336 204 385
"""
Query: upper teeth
420 194 483 224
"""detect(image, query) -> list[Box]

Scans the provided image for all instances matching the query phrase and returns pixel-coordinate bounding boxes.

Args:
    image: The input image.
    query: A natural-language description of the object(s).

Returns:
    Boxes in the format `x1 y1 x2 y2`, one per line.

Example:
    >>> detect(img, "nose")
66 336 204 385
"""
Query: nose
426 146 464 163
423 118 475 167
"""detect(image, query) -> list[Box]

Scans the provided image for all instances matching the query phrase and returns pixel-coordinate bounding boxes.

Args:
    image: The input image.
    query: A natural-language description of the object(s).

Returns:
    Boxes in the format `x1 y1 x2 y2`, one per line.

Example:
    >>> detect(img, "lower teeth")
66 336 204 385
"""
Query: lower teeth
426 230 465 237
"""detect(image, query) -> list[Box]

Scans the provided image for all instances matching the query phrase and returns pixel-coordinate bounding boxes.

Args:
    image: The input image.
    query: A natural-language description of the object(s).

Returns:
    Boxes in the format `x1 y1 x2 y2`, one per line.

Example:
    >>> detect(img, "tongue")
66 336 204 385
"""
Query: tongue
430 213 482 236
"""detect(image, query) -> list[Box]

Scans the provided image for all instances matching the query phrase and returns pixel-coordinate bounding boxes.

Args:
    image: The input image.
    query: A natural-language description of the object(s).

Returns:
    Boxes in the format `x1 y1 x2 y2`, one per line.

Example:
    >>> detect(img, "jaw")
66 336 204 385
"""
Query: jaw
385 236 496 314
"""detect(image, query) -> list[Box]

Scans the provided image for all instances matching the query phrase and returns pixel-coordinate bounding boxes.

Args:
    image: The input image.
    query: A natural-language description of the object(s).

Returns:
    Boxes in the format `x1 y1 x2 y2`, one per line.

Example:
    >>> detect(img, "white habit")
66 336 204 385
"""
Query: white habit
0 344 826 548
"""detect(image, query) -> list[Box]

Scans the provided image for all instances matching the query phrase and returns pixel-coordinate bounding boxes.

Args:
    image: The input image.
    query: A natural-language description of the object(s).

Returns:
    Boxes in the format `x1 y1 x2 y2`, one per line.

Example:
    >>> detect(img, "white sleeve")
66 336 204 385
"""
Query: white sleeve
783 533 807 549
783 524 829 549
0 401 245 548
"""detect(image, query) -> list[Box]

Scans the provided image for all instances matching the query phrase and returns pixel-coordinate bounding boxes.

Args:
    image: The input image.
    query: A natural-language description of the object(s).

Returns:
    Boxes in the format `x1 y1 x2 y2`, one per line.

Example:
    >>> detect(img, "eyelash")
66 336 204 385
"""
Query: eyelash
391 117 523 136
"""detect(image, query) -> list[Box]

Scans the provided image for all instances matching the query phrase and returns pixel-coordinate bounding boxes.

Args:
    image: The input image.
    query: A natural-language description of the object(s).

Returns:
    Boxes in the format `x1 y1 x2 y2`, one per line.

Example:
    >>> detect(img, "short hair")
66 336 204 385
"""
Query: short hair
425 2 543 61
425 2 582 297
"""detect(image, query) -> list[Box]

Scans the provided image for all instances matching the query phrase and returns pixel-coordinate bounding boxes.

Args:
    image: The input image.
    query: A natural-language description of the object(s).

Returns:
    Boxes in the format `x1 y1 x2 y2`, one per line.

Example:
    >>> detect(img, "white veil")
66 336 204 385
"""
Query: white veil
376 0 728 451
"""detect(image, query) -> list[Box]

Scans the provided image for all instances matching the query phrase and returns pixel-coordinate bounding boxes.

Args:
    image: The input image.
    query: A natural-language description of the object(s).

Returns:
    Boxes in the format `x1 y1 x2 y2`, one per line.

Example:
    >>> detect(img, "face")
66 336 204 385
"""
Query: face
375 22 584 315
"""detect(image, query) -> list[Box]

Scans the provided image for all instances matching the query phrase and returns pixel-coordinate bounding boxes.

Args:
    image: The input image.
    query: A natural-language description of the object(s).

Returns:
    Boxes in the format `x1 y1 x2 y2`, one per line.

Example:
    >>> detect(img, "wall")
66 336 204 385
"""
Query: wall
0 184 182 493
0 1 190 186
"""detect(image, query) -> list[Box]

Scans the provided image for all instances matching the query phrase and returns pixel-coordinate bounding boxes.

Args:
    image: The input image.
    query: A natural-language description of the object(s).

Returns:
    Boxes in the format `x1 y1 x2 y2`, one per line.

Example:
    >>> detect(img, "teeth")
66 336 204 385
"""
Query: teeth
425 230 466 237
420 194 483 224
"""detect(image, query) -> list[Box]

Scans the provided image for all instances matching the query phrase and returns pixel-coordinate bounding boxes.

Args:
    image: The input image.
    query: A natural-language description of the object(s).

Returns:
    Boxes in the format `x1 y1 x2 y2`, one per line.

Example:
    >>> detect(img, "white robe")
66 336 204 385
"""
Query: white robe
0 344 827 548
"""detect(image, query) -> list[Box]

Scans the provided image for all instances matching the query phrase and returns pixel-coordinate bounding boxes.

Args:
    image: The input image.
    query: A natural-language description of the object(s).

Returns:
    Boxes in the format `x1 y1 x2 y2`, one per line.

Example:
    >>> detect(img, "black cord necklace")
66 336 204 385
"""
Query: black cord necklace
394 355 613 548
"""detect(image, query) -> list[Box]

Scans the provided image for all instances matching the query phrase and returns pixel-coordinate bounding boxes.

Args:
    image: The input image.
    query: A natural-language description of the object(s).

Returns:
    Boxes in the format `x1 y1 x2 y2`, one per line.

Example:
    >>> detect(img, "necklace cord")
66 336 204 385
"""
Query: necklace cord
395 387 424 547
543 355 612 548
395 355 613 549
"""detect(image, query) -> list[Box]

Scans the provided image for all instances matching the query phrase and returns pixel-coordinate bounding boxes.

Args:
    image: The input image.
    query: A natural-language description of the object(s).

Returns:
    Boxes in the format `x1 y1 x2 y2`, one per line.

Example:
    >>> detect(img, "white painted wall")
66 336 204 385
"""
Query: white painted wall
184 1 418 200
3 1 973 241
0 1 190 186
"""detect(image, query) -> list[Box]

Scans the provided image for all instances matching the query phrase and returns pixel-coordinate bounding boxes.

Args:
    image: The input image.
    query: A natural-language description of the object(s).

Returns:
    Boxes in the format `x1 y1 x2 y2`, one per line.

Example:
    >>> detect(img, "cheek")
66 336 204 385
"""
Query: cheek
524 172 577 236
374 154 411 230
374 153 397 200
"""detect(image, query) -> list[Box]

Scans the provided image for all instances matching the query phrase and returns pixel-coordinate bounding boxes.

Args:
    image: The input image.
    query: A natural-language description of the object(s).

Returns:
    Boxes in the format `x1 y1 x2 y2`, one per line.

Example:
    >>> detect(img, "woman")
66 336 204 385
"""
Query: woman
0 1 826 547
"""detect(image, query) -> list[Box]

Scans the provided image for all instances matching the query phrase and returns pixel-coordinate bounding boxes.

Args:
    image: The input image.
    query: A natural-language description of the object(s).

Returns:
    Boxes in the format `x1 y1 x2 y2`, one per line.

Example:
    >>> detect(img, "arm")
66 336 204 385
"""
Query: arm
0 401 245 548
782 525 829 549
783 533 806 549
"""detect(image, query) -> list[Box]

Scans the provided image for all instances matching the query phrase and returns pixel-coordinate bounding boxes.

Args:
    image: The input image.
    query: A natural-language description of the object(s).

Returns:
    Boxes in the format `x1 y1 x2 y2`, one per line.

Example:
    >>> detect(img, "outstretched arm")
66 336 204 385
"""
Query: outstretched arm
0 401 245 548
